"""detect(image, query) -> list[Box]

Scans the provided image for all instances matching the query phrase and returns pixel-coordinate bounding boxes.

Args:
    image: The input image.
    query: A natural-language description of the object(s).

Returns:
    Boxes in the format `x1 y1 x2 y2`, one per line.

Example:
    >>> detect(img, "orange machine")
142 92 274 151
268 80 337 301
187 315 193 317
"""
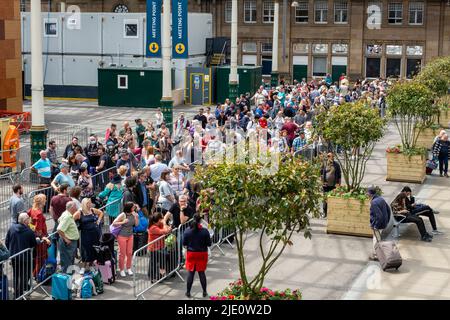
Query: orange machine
0 118 20 173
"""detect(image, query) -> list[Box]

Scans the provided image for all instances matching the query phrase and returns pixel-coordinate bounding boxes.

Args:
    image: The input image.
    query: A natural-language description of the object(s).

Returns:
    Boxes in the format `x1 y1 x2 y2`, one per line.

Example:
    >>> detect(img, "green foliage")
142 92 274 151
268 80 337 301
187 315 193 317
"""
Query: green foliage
387 81 438 150
211 280 302 300
386 144 427 157
195 156 322 299
416 56 450 97
328 185 382 202
317 101 387 192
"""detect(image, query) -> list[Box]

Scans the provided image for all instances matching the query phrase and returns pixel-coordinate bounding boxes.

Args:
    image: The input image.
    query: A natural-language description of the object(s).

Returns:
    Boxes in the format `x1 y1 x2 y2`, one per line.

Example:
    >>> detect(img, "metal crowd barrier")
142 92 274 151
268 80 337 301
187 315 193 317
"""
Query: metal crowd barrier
132 225 185 300
0 201 11 242
131 216 236 300
0 247 34 300
91 167 117 194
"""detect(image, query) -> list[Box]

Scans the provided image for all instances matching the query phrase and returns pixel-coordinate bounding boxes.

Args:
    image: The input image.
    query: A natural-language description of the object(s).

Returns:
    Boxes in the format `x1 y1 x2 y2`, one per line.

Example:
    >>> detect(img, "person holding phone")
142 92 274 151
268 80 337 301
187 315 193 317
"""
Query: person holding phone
112 202 139 277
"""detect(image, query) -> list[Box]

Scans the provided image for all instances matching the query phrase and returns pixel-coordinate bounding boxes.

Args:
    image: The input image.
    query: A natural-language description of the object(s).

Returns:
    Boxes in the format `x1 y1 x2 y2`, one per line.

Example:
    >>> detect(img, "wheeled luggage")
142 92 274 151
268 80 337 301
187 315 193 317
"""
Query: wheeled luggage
375 241 402 271
95 260 115 284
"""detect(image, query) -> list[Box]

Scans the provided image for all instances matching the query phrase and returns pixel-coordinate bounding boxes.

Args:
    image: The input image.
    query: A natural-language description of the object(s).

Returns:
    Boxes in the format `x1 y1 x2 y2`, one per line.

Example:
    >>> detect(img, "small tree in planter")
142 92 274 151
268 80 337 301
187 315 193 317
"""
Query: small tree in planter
195 156 322 300
436 95 450 129
386 81 439 183
416 56 450 97
316 101 387 237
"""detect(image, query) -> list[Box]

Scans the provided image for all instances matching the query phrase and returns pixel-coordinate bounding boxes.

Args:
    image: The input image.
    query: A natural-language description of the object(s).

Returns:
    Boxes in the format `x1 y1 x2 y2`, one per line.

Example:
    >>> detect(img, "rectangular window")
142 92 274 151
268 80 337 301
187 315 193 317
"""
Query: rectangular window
366 44 382 55
334 1 348 23
313 43 328 54
388 2 403 24
313 56 327 76
242 42 257 53
314 0 328 23
406 58 421 78
406 45 423 56
386 45 402 55
118 75 128 89
293 43 309 54
409 2 423 25
263 1 275 23
332 43 348 54
386 58 401 78
261 42 273 54
44 18 58 37
124 19 139 38
366 58 381 78
244 0 257 23
295 1 309 23
225 1 232 23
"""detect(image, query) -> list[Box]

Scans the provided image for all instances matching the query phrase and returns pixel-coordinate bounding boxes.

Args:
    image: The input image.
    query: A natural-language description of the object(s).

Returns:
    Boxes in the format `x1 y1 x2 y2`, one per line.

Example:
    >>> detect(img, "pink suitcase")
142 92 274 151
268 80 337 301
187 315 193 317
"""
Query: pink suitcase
95 261 115 284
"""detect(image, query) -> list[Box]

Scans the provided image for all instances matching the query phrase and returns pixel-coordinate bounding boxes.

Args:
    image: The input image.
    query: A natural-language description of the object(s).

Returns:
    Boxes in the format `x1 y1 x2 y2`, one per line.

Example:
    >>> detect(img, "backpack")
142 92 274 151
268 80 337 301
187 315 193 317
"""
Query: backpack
133 210 149 233
81 276 93 299
92 271 104 294
94 245 113 264
37 258 57 284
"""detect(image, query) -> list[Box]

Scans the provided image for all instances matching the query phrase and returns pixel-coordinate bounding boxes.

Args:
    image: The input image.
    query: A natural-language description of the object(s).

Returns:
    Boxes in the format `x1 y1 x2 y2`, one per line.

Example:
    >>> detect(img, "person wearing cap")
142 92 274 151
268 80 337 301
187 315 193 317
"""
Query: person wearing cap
99 174 125 224
292 131 308 154
367 187 391 261
32 150 52 187
116 149 136 177
51 163 75 191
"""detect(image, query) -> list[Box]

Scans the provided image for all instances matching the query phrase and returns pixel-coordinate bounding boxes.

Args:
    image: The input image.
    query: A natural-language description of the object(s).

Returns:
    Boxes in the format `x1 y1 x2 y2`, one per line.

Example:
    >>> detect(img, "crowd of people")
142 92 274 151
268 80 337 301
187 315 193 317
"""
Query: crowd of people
0 75 444 299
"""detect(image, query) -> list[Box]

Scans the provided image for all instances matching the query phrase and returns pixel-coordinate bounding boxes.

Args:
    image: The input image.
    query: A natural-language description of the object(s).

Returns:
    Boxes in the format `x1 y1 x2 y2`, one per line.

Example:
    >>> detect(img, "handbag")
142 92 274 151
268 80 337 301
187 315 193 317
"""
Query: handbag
109 224 122 238
0 243 10 262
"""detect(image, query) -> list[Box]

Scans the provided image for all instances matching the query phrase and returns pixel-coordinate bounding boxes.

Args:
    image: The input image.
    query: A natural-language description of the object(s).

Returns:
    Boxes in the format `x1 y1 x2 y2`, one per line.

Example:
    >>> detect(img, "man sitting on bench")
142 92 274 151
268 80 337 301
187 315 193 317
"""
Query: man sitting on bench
401 186 443 236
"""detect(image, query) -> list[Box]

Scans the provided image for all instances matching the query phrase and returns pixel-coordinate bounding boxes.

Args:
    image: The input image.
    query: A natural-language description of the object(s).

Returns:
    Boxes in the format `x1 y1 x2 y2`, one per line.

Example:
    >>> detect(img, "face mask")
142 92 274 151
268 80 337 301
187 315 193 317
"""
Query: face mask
90 140 96 145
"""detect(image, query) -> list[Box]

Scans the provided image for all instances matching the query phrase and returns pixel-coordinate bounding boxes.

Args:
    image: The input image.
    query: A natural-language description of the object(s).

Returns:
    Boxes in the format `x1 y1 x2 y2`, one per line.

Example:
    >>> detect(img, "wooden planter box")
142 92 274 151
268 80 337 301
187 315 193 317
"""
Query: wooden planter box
415 127 440 149
386 152 426 184
439 109 450 128
326 197 372 238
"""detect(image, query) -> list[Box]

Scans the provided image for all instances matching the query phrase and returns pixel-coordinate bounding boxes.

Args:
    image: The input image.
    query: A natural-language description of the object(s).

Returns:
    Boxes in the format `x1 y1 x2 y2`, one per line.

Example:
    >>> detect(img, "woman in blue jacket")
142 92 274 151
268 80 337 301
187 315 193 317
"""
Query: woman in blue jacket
99 174 124 224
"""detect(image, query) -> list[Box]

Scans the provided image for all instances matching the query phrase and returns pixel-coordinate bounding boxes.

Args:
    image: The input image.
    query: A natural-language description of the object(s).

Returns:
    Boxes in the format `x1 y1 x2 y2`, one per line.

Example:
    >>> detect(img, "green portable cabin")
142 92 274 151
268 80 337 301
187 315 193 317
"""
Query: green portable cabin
215 66 262 104
98 67 174 108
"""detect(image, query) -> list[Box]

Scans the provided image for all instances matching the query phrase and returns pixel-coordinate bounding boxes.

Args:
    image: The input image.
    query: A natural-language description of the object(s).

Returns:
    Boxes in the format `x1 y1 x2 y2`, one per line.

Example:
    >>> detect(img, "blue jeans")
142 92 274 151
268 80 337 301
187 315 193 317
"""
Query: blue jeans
58 238 78 273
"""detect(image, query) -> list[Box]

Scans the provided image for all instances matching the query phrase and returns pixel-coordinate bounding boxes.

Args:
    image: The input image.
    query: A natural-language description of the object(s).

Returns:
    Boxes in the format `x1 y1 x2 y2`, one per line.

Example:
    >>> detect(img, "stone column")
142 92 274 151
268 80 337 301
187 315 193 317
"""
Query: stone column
228 0 238 101
30 0 47 163
161 0 173 133
271 1 280 87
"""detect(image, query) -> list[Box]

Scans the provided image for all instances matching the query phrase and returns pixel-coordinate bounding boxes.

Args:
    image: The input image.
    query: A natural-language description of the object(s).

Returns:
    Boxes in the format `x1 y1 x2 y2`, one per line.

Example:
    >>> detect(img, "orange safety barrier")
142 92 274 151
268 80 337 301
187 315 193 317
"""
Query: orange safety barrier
0 111 32 134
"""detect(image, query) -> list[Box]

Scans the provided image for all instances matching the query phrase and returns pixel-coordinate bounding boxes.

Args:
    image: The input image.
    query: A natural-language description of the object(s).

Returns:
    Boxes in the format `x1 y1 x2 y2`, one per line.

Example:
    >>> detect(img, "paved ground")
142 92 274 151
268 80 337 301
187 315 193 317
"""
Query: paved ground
22 99 450 300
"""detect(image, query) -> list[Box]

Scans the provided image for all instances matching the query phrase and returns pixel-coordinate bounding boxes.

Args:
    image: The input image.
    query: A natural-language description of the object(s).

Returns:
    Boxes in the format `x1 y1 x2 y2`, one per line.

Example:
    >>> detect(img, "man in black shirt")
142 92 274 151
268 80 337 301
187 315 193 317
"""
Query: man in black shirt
164 195 195 229
193 108 207 129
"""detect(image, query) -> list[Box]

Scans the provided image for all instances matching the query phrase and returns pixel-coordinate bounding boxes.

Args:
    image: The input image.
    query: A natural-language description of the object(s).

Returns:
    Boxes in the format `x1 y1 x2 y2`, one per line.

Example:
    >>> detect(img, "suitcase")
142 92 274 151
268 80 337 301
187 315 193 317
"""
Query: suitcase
375 241 402 271
133 232 148 256
51 273 72 300
0 275 9 300
95 261 115 285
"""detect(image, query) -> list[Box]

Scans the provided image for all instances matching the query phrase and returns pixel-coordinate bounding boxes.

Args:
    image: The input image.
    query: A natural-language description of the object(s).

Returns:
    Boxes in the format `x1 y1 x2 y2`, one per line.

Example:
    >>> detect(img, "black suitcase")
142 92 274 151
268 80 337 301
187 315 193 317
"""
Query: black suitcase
133 232 148 256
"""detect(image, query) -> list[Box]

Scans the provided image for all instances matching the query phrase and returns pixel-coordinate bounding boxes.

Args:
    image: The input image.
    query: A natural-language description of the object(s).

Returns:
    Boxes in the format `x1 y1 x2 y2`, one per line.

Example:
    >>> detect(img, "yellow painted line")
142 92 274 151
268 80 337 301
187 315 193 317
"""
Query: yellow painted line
24 96 98 102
